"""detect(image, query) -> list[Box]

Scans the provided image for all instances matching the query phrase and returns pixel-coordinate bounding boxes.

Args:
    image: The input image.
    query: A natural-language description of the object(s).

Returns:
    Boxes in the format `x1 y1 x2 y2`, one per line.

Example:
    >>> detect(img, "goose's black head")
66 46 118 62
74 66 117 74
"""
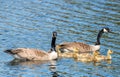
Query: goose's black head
52 31 57 37
102 27 111 33
95 27 111 45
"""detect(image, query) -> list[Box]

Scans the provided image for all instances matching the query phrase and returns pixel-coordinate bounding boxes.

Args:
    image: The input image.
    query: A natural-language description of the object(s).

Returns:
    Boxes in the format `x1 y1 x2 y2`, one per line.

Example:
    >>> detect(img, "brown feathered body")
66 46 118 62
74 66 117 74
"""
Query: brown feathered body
56 42 100 53
5 48 57 61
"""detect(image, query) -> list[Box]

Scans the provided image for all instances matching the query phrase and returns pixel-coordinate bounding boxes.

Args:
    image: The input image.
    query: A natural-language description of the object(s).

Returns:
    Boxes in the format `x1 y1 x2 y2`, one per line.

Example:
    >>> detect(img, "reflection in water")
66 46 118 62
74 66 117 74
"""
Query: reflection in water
9 59 50 66
74 57 112 66
49 60 60 77
93 60 112 66
9 59 60 77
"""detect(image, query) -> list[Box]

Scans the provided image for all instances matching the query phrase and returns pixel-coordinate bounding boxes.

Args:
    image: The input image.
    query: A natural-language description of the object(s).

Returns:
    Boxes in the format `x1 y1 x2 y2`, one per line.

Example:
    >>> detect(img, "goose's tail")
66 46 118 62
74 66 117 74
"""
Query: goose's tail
4 49 13 54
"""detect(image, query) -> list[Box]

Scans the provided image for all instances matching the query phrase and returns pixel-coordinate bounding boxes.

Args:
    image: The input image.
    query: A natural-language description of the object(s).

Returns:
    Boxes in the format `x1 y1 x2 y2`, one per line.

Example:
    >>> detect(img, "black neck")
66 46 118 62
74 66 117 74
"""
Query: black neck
95 29 104 45
51 36 56 51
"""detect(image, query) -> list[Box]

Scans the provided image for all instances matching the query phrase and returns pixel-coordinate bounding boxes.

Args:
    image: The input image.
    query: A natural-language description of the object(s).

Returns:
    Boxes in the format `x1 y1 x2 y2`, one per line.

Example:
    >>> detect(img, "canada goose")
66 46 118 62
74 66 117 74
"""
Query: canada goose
56 27 110 53
93 49 113 62
4 32 58 61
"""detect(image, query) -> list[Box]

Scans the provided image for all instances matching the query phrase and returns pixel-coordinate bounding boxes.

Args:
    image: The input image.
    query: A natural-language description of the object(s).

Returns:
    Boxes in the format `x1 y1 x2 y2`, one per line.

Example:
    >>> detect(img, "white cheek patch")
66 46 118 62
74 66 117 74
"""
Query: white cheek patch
103 28 108 32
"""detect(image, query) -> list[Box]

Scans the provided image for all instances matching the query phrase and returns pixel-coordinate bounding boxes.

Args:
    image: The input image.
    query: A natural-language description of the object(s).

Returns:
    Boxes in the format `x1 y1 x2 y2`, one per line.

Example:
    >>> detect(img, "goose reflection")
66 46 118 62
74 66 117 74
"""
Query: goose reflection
74 57 112 66
49 60 60 77
9 59 51 66
9 59 60 77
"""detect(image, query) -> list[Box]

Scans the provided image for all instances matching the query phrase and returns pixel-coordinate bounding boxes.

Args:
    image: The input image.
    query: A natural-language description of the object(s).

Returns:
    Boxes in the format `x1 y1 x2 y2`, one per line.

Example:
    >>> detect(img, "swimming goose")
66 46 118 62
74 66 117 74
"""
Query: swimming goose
56 27 110 53
93 49 113 62
4 32 58 61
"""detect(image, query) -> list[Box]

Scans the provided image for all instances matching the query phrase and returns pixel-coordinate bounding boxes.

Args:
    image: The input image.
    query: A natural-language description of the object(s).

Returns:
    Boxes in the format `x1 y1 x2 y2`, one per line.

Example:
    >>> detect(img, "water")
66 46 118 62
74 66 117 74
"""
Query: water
0 0 120 77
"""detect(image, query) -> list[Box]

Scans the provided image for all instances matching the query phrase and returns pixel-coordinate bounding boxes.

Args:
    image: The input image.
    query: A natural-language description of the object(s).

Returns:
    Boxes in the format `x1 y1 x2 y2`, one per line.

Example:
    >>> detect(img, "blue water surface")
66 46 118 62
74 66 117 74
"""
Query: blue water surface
0 0 120 77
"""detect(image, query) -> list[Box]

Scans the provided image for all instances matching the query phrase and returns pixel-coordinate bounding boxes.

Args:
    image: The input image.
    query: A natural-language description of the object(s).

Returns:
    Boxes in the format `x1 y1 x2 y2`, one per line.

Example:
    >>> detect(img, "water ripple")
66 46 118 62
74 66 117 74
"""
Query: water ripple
0 0 120 77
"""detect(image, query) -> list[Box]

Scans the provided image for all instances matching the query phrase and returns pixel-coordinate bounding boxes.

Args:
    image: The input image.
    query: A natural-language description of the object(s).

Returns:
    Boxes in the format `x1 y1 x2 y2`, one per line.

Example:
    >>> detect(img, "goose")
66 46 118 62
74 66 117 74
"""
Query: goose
93 49 113 62
4 32 58 61
56 27 110 53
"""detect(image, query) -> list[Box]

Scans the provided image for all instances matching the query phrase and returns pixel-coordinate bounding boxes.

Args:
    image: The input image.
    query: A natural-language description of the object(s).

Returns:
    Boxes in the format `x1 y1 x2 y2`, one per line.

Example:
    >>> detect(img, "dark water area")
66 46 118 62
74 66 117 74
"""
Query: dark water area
0 0 120 77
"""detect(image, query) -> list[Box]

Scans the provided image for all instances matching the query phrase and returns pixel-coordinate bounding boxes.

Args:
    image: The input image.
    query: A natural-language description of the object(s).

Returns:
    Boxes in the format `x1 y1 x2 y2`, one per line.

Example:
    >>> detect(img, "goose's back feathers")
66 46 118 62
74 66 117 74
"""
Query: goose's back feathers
57 42 98 53
14 48 48 56
5 48 51 60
